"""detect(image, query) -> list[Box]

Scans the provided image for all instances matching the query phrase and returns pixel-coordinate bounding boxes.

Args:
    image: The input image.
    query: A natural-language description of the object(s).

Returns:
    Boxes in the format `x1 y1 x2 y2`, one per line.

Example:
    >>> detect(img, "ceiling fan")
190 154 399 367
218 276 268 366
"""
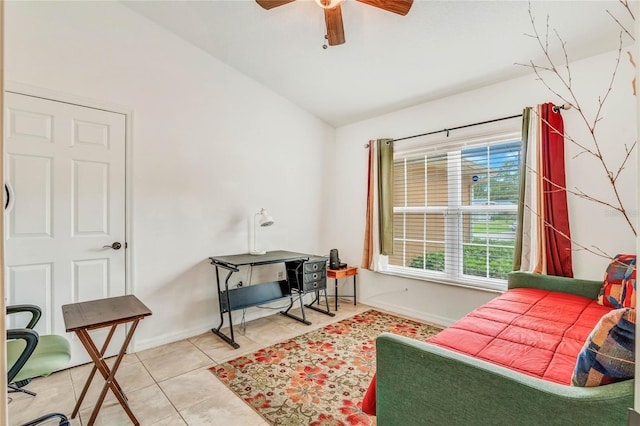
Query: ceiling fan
256 0 414 48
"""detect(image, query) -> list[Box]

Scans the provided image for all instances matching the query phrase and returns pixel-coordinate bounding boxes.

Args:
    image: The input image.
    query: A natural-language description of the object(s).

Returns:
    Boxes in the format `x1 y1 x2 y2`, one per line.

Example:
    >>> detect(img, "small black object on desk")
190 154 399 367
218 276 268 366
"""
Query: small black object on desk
329 248 348 269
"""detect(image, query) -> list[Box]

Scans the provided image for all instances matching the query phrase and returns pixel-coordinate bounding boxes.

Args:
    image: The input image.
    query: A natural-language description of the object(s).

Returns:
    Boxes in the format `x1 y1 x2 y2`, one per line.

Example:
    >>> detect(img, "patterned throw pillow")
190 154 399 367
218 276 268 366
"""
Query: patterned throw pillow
597 254 636 309
571 308 635 387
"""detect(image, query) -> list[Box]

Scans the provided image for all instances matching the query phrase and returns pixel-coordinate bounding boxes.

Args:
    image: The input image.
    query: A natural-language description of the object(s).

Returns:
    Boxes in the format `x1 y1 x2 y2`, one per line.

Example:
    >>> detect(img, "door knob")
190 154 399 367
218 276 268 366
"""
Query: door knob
103 242 122 250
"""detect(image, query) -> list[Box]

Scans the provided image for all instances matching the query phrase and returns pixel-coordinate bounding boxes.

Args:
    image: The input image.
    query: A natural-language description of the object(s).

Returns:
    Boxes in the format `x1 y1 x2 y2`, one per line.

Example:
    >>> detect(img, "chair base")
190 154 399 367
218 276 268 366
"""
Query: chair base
20 413 70 426
9 379 36 397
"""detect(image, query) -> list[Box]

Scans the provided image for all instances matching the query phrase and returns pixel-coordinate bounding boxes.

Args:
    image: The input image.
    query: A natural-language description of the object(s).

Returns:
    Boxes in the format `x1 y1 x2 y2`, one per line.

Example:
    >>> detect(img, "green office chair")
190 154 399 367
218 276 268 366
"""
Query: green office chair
6 304 71 396
7 304 72 425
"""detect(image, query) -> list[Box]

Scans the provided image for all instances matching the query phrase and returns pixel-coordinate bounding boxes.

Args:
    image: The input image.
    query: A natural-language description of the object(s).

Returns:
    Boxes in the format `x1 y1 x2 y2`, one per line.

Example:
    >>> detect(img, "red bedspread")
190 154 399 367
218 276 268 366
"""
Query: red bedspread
362 288 612 415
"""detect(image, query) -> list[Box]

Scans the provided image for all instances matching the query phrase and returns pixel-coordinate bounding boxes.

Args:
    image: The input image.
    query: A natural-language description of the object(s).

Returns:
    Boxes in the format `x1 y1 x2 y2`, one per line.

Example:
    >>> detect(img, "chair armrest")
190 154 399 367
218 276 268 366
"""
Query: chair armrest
7 304 42 329
375 333 632 425
507 271 603 300
7 328 39 383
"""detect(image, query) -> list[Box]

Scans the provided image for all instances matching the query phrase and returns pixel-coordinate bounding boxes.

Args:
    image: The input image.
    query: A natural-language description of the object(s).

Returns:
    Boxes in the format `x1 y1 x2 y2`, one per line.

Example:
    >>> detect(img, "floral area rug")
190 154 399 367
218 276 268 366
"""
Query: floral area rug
210 309 443 425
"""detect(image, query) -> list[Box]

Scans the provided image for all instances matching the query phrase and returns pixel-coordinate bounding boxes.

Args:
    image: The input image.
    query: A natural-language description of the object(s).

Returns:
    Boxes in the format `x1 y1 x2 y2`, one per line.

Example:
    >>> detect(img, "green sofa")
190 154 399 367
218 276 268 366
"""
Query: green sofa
374 272 634 425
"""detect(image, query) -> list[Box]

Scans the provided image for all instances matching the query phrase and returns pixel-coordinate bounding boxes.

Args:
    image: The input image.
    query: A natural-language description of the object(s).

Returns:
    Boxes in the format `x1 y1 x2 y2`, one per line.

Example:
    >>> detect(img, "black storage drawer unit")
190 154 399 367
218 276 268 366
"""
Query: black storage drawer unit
304 262 325 273
286 257 327 293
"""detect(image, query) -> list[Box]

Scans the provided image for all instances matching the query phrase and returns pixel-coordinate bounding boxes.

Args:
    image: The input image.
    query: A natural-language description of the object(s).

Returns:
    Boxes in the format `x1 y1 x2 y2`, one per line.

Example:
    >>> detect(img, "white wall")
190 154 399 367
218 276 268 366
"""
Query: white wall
5 1 336 349
335 49 638 326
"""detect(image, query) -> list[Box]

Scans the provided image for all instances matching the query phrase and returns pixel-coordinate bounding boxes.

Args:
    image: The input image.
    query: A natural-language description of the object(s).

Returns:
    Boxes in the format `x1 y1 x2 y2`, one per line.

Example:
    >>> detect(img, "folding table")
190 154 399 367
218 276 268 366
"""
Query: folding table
62 295 152 426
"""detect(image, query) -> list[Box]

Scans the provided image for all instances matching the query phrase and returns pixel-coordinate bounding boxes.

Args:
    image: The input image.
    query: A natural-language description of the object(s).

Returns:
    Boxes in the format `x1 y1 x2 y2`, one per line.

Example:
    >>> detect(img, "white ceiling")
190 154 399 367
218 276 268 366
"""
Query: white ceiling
121 0 634 127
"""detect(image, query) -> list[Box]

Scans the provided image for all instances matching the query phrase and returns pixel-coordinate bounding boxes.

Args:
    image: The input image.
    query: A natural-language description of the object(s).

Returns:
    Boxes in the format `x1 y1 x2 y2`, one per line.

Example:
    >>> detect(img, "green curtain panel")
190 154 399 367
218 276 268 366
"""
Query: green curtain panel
377 138 394 255
513 107 531 271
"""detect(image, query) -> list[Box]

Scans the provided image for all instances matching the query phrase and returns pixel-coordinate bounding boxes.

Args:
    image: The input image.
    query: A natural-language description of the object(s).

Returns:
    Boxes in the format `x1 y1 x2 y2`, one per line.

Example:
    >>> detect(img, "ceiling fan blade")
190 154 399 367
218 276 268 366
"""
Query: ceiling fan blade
355 0 413 16
325 5 345 46
256 0 296 10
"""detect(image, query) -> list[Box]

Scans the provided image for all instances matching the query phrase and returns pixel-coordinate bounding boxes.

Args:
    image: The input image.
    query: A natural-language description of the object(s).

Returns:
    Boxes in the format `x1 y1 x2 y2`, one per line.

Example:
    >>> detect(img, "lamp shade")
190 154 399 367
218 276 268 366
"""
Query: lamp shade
258 209 274 227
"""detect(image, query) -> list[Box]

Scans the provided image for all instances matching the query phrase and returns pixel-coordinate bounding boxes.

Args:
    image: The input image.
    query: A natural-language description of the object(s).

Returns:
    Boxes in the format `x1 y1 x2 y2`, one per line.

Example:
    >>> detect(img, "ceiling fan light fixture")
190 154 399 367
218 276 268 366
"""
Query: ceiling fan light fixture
256 0 413 48
315 0 344 9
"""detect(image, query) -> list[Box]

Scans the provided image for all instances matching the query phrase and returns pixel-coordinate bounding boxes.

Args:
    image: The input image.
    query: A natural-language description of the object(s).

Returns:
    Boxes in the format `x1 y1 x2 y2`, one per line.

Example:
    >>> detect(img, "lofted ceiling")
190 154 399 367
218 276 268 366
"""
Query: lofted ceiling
121 0 635 127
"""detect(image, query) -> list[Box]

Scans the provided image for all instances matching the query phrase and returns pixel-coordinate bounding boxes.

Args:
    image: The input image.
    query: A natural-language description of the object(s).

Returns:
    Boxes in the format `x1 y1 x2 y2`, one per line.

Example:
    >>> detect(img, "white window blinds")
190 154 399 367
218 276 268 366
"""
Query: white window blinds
385 121 522 289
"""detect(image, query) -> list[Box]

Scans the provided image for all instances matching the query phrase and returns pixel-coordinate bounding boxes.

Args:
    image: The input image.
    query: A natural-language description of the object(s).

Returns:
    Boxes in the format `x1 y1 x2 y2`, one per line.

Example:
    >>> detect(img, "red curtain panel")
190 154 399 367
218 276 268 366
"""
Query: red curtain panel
540 103 574 277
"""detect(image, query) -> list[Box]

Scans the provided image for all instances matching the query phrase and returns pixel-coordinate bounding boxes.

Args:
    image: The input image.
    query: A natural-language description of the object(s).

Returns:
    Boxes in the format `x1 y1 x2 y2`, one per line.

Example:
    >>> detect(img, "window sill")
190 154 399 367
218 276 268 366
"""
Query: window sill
377 267 506 294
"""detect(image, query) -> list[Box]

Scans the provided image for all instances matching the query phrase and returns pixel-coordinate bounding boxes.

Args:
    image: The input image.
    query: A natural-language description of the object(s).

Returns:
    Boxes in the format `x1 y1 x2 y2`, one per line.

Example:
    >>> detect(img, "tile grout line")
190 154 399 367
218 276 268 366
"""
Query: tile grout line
136 351 191 426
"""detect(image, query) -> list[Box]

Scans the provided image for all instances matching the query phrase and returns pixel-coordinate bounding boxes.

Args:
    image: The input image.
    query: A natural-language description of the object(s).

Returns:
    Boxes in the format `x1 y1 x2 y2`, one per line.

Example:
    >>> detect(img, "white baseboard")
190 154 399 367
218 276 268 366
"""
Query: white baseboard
132 323 212 352
132 293 318 352
361 298 456 327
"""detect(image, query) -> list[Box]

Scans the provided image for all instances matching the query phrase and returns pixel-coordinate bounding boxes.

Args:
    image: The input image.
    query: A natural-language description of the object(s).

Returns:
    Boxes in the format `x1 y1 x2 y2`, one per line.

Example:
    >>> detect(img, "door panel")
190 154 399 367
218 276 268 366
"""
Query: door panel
73 119 110 149
4 92 127 367
73 160 109 235
7 263 52 334
8 154 52 237
73 259 109 301
7 108 53 144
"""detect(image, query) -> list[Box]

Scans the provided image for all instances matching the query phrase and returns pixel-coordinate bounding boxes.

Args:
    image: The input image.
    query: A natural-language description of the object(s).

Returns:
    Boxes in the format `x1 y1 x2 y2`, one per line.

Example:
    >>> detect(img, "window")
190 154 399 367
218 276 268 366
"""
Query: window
384 128 522 291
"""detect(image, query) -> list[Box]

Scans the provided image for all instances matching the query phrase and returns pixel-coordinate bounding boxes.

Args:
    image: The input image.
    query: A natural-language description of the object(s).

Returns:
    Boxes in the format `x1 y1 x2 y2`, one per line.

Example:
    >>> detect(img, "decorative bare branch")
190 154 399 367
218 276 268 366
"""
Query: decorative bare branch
532 111 637 236
522 199 614 261
615 0 635 28
515 1 637 246
607 9 635 41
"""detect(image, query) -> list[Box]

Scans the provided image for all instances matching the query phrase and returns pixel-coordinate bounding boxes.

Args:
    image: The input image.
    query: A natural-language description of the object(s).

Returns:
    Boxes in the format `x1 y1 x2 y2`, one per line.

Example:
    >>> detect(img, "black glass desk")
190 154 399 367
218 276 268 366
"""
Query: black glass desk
209 250 324 348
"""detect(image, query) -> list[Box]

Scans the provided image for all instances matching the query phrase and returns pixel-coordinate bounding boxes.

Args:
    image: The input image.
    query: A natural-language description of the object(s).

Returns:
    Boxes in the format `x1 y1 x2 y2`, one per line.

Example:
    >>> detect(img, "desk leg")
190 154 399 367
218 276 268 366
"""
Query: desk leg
280 292 312 325
211 267 240 349
354 275 357 305
76 319 142 426
304 289 335 317
280 263 312 325
332 274 357 310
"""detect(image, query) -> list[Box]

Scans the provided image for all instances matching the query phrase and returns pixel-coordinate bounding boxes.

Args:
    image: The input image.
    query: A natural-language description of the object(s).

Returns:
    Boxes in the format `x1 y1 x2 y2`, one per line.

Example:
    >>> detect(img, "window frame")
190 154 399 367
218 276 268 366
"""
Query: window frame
379 126 522 292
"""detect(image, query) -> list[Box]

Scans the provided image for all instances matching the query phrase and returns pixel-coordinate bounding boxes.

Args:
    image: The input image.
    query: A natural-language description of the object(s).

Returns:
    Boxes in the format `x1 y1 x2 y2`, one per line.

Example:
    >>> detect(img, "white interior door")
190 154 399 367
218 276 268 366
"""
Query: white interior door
4 92 127 367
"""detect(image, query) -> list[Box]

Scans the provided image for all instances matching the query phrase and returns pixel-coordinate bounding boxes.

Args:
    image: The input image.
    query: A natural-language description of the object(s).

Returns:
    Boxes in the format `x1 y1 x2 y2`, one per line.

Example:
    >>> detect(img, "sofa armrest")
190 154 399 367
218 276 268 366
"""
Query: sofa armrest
376 333 632 426
507 271 603 300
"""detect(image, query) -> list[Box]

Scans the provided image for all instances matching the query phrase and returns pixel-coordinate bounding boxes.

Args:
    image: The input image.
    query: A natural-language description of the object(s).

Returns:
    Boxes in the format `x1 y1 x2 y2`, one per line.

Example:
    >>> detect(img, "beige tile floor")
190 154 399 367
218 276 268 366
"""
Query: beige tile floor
8 300 371 426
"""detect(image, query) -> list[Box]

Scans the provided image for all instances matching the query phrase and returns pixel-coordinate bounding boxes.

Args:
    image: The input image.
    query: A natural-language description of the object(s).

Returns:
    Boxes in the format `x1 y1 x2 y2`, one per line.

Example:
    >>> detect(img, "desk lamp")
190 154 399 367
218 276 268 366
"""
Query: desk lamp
250 208 274 255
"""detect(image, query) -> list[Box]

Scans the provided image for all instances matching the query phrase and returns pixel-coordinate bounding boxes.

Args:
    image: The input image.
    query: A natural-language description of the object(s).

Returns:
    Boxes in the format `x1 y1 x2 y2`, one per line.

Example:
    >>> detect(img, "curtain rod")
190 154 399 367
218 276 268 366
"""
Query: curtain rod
364 103 571 148
391 113 523 144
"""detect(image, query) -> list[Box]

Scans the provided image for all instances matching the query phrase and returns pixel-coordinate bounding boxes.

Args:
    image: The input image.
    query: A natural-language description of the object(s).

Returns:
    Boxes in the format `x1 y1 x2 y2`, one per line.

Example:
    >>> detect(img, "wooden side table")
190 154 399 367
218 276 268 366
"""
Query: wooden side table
326 266 358 311
62 295 152 426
